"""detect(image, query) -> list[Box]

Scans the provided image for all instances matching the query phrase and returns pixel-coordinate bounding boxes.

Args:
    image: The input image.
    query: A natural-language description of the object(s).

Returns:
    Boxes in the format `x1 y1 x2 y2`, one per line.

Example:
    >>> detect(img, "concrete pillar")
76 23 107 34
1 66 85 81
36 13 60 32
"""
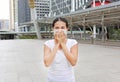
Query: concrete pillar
71 0 75 12
104 26 107 40
82 0 84 5
93 25 96 39
93 0 96 7
97 28 100 39
25 26 28 32
101 13 105 42
31 8 41 39
83 25 86 40
101 26 105 41
83 16 86 40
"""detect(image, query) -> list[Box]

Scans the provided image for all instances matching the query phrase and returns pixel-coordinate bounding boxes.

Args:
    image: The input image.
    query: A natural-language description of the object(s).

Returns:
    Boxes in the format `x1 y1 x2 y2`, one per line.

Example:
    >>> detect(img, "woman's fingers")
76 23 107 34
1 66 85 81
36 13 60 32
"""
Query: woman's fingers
55 31 65 42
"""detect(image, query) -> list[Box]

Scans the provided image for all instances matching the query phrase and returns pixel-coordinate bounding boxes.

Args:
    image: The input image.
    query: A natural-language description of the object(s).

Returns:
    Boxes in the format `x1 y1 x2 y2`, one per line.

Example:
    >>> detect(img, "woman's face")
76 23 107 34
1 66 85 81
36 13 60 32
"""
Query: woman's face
53 21 68 36
53 21 67 30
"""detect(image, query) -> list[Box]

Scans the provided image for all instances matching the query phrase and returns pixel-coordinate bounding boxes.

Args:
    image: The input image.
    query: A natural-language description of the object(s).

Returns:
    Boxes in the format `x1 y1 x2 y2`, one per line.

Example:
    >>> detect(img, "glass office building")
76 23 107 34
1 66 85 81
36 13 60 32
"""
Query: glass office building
50 0 71 16
0 20 9 31
35 0 50 19
18 0 31 26
50 0 92 16
50 0 120 16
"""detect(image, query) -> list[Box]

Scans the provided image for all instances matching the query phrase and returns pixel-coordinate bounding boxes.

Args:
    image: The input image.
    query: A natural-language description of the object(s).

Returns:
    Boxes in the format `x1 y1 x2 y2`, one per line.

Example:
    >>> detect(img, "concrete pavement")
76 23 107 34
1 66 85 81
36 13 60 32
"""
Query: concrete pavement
0 39 120 82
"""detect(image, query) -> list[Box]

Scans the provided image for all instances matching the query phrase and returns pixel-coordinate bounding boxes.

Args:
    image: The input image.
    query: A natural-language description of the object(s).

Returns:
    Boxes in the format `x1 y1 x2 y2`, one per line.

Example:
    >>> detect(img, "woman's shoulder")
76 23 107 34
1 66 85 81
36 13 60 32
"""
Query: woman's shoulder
67 38 77 43
44 39 54 43
44 39 54 47
67 39 78 46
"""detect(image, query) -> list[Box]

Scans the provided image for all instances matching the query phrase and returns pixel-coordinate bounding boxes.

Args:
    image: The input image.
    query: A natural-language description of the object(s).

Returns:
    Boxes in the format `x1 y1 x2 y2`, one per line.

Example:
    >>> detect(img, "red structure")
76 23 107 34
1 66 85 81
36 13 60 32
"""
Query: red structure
91 0 111 7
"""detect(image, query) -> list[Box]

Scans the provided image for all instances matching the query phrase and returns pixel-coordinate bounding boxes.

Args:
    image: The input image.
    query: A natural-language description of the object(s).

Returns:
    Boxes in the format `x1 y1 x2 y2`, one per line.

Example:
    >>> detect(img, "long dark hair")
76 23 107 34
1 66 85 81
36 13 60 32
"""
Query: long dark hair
52 17 68 27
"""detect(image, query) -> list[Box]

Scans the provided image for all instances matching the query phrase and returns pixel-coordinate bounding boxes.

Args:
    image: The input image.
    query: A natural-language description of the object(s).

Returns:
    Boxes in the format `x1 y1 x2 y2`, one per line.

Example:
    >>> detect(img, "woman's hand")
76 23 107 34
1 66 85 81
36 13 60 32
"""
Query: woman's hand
54 31 66 47
58 31 66 44
54 32 60 44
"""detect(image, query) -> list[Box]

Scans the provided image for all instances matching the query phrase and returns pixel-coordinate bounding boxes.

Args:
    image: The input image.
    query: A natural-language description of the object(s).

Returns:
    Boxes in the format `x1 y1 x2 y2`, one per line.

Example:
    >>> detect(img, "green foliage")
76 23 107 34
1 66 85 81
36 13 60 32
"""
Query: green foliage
109 29 120 40
19 35 37 39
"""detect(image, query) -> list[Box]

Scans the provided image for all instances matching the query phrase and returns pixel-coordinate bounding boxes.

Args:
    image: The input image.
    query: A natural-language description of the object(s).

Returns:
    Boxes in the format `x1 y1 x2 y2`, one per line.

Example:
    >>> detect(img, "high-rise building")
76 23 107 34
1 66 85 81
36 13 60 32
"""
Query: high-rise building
50 0 71 16
50 0 92 16
50 0 120 16
9 0 17 31
34 0 50 19
0 20 9 31
75 0 91 10
10 0 50 32
10 0 30 31
18 0 31 26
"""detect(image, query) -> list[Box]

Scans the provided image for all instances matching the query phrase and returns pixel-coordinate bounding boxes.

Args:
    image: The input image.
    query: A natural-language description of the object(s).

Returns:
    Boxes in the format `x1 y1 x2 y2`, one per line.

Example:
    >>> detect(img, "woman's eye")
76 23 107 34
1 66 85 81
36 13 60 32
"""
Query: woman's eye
61 26 65 29
54 27 59 29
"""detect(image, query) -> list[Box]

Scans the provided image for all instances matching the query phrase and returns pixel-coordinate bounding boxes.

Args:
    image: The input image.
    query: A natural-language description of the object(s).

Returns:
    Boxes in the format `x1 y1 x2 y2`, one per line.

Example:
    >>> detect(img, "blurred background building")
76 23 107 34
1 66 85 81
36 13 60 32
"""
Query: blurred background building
50 0 120 16
7 0 120 40
9 0 50 32
0 19 9 31
9 0 120 32
34 0 50 19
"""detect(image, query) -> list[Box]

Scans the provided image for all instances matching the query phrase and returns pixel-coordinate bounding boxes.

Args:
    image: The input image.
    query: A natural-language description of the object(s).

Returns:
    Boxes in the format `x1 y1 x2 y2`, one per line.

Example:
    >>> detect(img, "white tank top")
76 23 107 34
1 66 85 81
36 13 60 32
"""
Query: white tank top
44 39 77 82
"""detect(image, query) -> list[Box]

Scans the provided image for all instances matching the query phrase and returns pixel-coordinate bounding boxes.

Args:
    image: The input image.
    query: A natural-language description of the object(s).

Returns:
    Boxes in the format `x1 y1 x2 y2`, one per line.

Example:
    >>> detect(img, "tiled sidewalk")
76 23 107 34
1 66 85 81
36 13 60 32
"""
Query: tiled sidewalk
0 39 120 82
77 39 120 47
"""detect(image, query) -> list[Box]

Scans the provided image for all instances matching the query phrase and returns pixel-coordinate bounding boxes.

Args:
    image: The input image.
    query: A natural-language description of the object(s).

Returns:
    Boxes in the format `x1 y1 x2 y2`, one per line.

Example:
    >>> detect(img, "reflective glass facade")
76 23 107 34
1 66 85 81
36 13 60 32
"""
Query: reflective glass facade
50 0 120 16
35 0 50 19
50 0 71 16
18 0 31 26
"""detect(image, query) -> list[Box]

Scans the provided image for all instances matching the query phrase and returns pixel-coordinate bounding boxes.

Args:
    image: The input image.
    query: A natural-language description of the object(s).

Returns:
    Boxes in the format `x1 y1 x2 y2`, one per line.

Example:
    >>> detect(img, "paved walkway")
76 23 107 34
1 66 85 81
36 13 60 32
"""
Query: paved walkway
0 39 120 82
77 39 120 47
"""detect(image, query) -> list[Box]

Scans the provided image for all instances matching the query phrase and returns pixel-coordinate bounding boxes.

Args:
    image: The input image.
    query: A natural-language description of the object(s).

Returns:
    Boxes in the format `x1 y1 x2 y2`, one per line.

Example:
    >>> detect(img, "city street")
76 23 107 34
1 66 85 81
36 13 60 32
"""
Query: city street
0 39 120 82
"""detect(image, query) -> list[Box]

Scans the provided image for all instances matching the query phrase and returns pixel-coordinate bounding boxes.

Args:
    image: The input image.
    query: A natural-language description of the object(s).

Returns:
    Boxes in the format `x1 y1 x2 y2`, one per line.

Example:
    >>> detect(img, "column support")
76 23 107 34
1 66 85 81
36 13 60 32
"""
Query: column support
82 16 86 40
101 12 105 42
93 24 96 39
31 8 41 39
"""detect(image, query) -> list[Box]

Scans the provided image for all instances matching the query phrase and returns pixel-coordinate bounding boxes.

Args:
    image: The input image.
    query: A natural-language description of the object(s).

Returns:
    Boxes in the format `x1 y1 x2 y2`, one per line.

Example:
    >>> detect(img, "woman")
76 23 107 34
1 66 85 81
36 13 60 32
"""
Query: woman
44 17 78 82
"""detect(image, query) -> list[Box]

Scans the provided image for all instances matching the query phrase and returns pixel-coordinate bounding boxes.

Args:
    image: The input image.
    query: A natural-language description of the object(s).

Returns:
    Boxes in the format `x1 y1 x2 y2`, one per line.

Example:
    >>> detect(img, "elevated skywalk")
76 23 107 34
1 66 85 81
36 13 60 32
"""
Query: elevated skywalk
36 1 120 41
38 1 120 26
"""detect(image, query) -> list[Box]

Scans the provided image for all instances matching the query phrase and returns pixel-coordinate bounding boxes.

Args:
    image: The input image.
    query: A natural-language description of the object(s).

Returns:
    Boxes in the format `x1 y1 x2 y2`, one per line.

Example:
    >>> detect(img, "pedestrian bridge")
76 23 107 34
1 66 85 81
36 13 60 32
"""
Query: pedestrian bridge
37 1 120 41
18 1 120 41
1 1 120 40
39 1 120 26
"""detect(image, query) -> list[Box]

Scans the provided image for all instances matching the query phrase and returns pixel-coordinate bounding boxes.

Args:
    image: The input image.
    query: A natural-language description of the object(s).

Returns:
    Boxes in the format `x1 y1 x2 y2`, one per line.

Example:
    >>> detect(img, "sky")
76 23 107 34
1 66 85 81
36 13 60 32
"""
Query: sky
0 0 9 19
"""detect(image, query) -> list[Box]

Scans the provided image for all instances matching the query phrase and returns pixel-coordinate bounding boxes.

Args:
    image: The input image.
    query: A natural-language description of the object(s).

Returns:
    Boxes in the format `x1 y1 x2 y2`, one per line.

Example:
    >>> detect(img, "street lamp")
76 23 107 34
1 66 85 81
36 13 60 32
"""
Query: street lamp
28 0 41 39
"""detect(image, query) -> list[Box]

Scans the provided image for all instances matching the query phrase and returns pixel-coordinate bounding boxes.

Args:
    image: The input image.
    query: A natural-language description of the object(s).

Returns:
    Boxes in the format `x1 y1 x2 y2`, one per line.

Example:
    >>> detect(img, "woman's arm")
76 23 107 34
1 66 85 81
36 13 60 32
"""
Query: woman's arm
44 43 59 67
61 43 78 66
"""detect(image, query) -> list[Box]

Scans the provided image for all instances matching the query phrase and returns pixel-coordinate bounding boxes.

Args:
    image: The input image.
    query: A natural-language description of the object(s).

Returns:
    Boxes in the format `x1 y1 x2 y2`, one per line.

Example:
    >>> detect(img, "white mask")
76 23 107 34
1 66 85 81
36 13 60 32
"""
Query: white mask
54 29 67 36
